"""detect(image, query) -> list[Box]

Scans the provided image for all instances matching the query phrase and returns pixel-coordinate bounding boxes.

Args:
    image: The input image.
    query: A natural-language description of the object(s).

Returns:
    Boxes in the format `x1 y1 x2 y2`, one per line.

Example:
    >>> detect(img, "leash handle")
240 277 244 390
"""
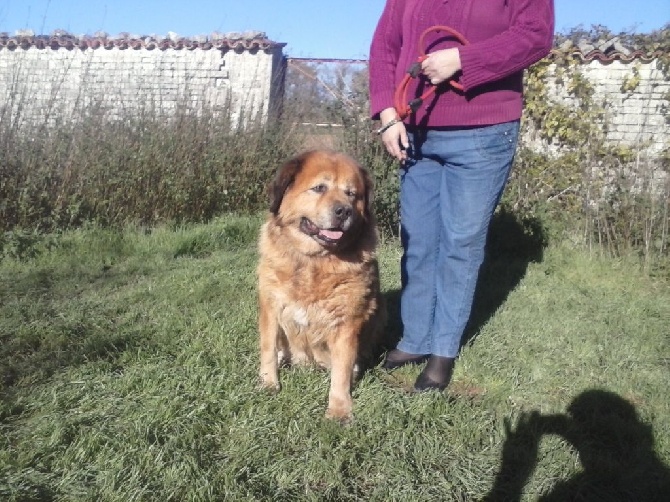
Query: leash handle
393 25 469 120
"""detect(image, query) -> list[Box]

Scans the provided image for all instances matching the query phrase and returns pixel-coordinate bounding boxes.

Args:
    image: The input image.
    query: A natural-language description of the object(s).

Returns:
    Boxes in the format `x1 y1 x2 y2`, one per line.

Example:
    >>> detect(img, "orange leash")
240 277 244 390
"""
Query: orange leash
393 25 469 120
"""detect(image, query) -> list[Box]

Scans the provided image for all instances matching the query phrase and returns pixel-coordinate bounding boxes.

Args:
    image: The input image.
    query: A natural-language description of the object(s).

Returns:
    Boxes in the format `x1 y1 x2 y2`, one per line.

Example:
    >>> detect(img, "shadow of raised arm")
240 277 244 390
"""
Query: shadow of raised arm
481 410 565 502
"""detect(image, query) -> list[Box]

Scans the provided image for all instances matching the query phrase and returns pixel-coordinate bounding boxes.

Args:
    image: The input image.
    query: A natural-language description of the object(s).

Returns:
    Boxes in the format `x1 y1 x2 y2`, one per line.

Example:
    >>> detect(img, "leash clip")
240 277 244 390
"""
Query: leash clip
408 98 423 113
407 61 423 79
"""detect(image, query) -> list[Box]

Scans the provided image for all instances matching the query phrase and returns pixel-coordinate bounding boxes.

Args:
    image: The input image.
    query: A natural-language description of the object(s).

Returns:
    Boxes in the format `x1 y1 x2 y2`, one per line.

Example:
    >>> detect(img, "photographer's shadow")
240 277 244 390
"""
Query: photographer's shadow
483 389 670 501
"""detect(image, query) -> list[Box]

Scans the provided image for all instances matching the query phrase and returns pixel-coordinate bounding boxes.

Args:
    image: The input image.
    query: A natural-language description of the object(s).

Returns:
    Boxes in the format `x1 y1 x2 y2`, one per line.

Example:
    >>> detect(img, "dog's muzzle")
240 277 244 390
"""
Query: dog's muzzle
300 203 355 246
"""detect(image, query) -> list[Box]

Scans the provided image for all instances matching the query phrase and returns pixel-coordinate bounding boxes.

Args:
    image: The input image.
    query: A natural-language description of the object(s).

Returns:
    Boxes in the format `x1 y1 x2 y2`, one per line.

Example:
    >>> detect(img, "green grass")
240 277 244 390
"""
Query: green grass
1 215 669 501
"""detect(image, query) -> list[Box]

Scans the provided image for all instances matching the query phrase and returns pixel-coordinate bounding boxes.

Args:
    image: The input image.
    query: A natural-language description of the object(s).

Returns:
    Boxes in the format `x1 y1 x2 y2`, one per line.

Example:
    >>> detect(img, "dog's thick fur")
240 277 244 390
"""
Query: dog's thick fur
257 149 385 421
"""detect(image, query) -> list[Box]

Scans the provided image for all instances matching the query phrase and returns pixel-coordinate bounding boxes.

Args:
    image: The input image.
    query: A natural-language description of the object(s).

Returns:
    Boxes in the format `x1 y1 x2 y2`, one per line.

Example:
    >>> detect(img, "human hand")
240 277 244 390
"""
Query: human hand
482 411 544 501
499 411 543 482
379 107 409 162
421 48 462 86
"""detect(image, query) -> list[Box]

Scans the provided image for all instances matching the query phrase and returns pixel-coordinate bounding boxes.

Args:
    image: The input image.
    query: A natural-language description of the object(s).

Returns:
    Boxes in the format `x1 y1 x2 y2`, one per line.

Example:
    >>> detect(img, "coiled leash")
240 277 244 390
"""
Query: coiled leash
377 25 469 134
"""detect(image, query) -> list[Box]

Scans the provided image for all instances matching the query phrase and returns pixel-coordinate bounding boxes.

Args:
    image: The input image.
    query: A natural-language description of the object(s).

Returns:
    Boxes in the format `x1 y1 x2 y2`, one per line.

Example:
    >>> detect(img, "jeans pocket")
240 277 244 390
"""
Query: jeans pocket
474 120 520 161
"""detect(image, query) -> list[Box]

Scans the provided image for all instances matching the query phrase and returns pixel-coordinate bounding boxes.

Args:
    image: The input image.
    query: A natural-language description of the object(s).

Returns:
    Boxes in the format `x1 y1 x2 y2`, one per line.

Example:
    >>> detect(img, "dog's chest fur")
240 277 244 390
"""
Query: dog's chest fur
277 257 376 337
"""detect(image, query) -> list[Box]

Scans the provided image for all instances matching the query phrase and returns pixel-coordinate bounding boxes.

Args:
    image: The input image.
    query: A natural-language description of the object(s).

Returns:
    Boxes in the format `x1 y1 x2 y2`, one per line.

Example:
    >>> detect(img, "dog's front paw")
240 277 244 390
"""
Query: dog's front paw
259 374 281 394
325 397 353 424
325 407 353 424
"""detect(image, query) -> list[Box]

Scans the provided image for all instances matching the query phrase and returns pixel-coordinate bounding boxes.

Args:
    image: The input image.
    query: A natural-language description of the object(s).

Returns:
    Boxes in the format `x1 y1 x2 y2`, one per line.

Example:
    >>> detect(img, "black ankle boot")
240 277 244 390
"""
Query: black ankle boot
414 355 454 391
382 349 429 371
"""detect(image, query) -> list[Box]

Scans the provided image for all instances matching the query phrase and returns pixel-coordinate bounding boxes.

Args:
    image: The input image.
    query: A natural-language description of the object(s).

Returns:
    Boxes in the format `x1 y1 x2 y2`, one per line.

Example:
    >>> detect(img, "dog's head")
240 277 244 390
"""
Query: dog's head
268 150 374 253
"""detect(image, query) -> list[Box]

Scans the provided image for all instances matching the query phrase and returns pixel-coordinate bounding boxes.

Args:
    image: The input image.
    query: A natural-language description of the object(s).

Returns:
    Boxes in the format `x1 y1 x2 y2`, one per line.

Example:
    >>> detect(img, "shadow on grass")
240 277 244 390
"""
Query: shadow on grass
462 207 547 348
482 389 670 501
1 327 139 388
380 208 547 353
0 268 152 418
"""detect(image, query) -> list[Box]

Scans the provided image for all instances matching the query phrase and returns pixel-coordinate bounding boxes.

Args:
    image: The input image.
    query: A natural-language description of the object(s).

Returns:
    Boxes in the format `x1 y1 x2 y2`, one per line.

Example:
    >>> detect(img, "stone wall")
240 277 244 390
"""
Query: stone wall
0 31 286 128
543 54 668 156
588 60 667 153
535 48 669 195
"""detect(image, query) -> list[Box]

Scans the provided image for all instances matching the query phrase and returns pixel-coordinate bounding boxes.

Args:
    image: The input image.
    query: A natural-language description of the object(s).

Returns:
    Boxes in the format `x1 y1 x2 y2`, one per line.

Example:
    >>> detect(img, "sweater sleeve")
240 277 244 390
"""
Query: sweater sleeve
368 0 404 120
459 0 555 92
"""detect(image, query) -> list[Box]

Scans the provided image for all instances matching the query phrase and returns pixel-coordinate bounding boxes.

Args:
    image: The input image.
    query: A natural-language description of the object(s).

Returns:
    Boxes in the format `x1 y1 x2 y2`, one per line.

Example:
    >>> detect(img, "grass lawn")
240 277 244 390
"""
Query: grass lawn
1 215 669 501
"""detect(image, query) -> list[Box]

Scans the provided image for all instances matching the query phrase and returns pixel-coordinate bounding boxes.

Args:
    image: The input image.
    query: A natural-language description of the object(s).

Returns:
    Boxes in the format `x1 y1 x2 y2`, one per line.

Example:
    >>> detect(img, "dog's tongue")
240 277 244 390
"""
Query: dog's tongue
319 229 343 241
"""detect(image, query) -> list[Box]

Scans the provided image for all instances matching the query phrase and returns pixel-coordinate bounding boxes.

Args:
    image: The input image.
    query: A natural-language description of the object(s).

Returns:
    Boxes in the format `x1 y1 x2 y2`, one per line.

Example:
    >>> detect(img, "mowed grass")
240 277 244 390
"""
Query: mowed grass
1 215 669 501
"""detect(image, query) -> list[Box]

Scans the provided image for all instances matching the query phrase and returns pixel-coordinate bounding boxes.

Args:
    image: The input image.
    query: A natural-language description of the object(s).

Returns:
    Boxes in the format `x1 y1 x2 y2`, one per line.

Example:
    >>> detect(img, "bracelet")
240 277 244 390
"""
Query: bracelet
376 117 401 135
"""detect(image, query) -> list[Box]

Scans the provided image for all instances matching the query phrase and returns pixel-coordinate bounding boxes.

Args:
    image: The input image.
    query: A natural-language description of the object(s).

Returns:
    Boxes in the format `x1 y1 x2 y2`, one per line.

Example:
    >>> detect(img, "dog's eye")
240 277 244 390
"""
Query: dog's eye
345 189 357 198
312 184 327 193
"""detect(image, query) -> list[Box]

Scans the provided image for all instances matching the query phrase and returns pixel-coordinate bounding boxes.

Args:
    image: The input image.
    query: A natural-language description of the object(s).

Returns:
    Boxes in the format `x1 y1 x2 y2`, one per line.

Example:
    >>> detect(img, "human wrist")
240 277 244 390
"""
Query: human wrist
379 107 398 123
377 108 401 135
454 48 462 72
376 117 402 135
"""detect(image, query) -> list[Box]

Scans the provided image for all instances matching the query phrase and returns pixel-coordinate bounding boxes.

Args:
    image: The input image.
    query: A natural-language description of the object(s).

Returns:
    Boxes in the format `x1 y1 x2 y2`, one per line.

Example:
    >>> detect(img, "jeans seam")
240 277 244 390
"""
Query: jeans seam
427 206 441 354
459 174 494 336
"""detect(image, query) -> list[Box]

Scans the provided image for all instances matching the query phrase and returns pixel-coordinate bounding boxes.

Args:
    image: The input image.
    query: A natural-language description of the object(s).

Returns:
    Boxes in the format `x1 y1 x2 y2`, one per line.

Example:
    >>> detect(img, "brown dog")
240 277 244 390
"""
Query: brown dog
257 149 385 421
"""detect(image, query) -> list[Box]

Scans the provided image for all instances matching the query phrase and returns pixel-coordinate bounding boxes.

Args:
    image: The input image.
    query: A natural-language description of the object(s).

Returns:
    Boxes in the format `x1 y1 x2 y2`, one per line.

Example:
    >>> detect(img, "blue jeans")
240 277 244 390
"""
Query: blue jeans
397 120 520 358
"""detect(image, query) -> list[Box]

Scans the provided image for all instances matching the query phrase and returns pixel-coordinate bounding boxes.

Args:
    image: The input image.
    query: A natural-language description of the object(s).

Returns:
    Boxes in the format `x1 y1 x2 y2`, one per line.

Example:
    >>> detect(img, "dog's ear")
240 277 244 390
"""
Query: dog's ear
268 153 306 214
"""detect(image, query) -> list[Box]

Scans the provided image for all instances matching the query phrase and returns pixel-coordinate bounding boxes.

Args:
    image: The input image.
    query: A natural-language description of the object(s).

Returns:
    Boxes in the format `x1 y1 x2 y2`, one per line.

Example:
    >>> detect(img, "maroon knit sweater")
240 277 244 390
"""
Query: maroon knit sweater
369 0 554 127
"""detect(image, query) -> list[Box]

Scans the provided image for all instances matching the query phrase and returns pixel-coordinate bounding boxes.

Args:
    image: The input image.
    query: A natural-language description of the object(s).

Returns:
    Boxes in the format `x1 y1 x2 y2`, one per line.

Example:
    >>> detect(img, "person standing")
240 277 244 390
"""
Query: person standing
369 0 554 391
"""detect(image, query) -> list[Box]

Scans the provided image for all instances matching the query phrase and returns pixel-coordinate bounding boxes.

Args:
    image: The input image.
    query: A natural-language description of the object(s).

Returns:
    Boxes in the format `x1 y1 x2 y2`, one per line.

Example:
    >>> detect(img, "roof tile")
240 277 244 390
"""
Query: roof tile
0 30 285 52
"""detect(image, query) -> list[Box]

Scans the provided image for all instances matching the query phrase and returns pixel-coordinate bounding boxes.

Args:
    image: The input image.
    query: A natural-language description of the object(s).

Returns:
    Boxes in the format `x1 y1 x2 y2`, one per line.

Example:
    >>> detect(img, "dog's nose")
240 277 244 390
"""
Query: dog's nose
333 203 353 221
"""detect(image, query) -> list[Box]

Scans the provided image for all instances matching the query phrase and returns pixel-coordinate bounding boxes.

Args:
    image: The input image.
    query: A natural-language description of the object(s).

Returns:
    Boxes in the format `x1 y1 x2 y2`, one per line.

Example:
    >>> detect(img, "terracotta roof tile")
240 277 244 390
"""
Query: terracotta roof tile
550 48 664 64
0 30 285 52
547 48 665 64
549 37 665 64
